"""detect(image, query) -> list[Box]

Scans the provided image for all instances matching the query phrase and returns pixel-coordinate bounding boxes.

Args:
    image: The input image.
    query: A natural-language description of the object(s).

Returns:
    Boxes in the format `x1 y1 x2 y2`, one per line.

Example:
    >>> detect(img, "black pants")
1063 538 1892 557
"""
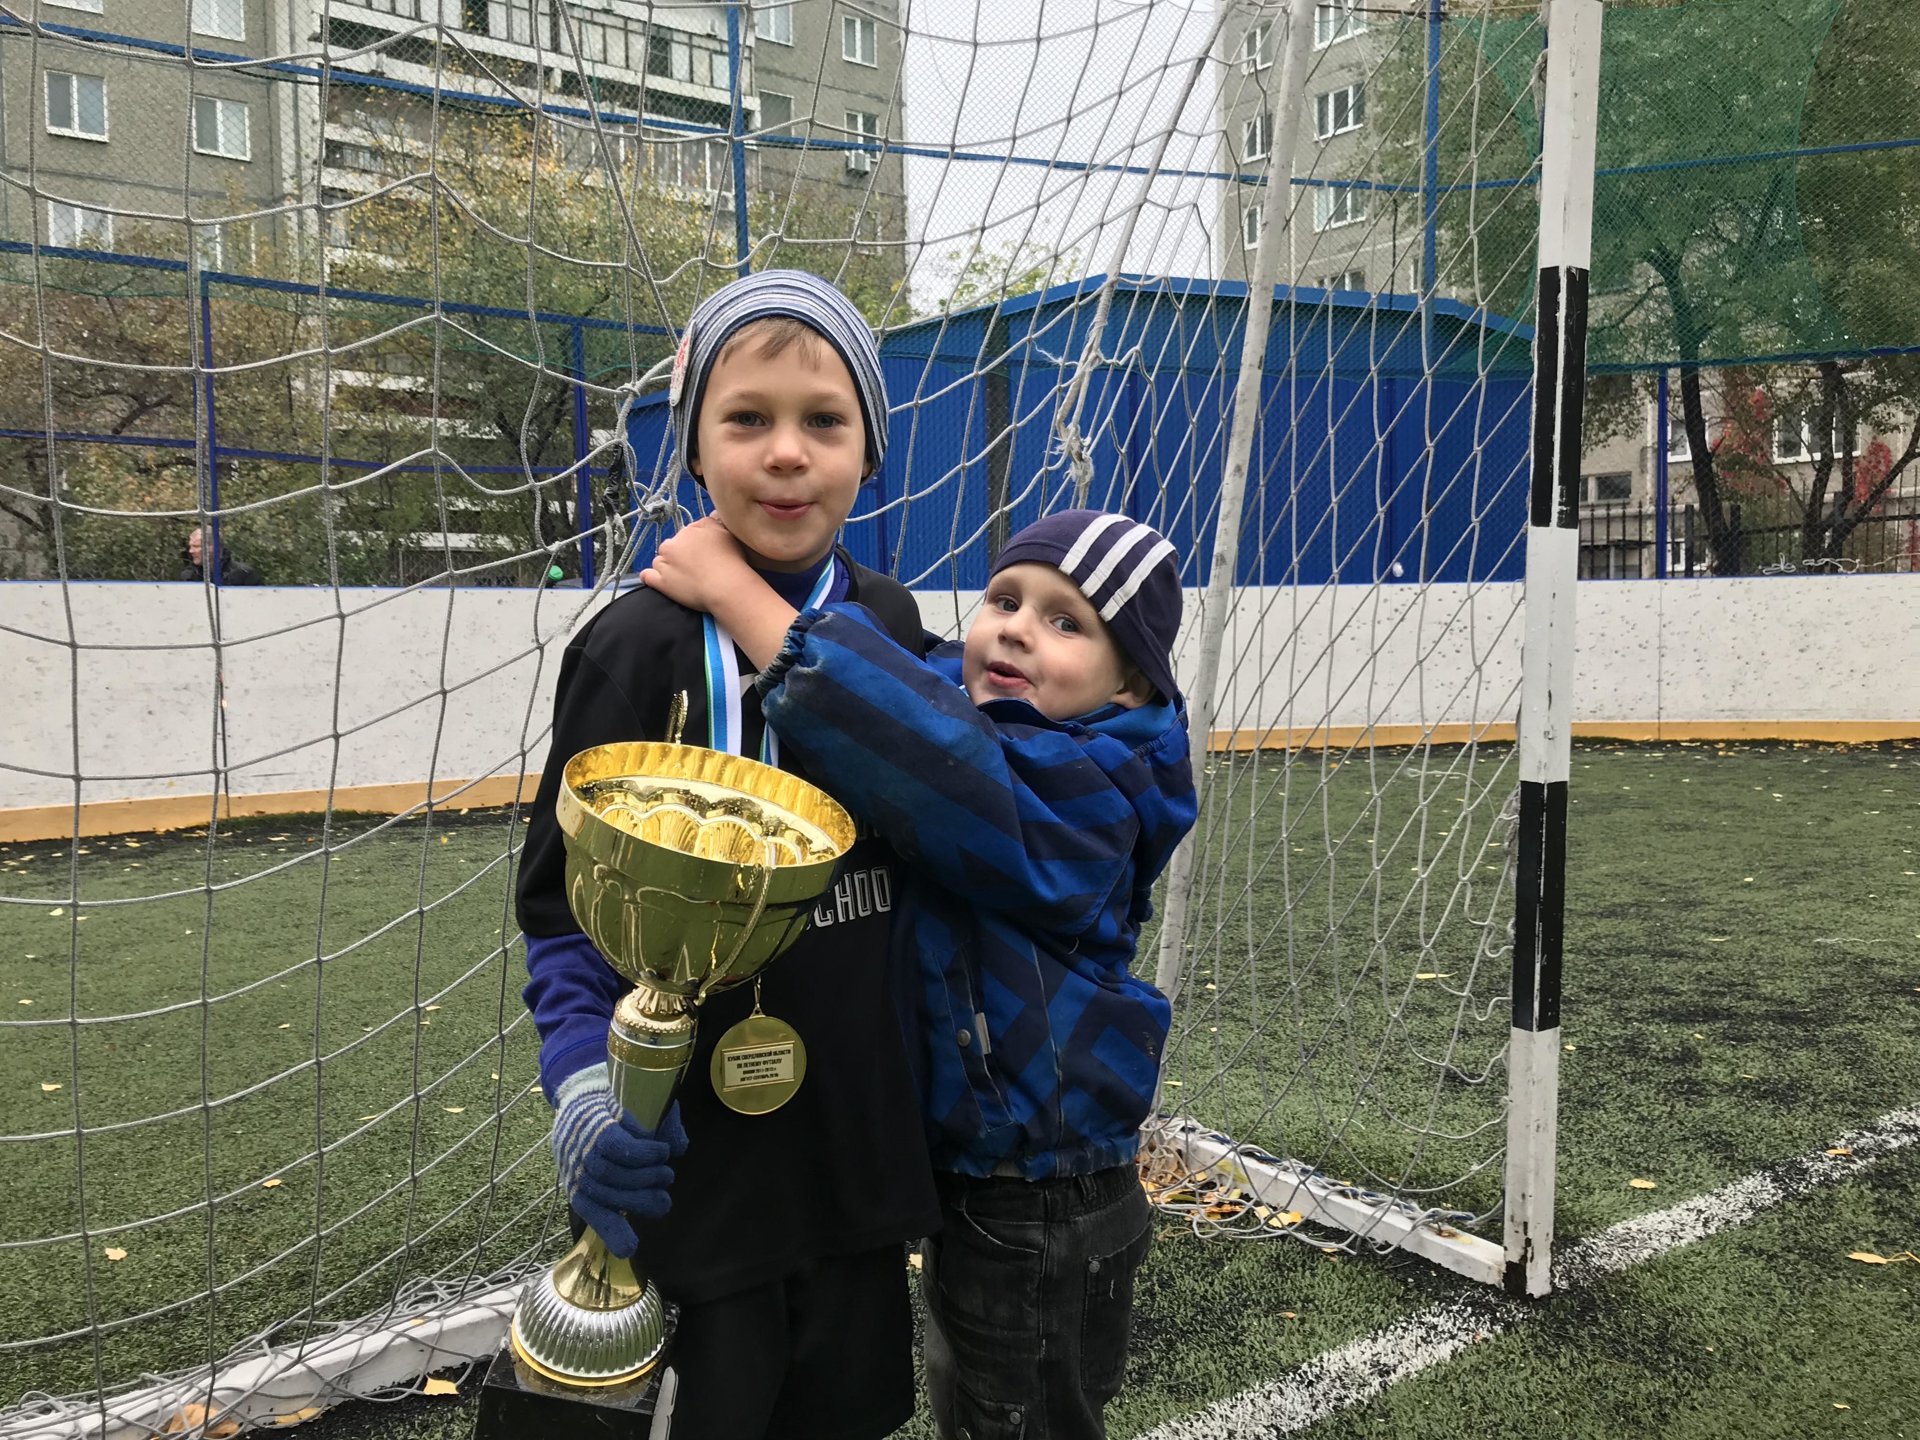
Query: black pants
921 1165 1152 1440
567 1213 915 1440
652 1241 915 1439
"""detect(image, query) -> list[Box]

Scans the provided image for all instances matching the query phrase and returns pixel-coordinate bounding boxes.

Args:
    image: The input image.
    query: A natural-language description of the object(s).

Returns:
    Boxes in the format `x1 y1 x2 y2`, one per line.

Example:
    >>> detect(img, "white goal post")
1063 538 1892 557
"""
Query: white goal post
1144 0 1599 1300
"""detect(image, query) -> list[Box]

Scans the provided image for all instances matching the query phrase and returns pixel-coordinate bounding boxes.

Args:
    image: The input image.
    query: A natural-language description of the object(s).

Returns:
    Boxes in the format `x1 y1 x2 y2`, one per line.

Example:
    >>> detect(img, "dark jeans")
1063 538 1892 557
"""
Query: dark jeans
922 1164 1152 1440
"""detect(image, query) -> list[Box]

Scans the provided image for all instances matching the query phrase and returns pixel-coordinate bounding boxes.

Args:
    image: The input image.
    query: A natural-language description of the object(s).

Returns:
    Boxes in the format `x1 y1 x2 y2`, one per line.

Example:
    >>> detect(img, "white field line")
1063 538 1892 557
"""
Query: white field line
1139 1105 1920 1440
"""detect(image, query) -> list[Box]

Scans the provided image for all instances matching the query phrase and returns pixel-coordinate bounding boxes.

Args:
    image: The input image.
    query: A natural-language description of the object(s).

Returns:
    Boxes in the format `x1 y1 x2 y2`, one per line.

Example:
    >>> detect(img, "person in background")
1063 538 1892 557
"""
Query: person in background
179 527 262 585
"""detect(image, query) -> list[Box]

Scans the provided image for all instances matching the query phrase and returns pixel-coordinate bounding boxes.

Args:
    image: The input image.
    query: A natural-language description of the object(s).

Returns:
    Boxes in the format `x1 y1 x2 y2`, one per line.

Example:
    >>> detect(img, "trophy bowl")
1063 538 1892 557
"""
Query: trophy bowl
555 741 855 999
510 739 856 1390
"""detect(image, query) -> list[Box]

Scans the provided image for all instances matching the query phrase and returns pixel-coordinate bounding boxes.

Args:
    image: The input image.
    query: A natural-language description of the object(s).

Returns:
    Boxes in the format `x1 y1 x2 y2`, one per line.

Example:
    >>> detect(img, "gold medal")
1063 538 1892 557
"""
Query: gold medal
710 980 806 1114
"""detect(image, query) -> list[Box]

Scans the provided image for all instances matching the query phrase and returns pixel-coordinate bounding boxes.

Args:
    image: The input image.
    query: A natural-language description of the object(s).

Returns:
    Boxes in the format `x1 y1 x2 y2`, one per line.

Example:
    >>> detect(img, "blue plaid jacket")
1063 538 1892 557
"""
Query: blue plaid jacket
757 604 1197 1179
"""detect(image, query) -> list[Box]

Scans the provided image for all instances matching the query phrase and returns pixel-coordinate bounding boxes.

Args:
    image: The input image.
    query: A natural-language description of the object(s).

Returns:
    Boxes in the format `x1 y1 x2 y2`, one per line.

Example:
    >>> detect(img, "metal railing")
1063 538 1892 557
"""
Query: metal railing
1578 501 1920 579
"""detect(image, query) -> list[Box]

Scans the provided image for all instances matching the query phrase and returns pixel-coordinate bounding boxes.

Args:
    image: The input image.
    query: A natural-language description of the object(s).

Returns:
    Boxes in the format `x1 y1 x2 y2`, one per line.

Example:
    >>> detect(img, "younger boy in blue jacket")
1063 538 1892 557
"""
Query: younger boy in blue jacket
645 508 1197 1440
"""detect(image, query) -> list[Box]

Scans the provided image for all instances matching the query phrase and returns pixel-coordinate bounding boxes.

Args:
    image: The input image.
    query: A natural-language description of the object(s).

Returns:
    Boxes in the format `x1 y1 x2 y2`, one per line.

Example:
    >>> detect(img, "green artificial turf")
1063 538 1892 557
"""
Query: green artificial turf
2 741 1916 1437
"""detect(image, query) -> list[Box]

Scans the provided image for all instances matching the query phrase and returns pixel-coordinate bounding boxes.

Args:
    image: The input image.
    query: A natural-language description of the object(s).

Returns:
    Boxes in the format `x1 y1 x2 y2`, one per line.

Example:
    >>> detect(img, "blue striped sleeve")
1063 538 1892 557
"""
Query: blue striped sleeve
759 605 1139 938
523 929 626 1104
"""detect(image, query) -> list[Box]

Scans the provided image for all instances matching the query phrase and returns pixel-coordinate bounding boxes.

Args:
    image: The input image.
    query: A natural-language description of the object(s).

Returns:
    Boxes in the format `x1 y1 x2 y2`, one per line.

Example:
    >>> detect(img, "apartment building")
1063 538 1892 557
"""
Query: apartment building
751 0 906 253
1 0 907 274
1217 0 1417 294
0 0 293 265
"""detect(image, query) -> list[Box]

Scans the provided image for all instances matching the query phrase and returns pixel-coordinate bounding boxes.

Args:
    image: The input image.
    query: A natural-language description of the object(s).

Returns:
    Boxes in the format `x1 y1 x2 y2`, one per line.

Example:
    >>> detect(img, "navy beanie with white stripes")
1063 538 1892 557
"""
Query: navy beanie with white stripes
992 510 1183 705
669 269 888 485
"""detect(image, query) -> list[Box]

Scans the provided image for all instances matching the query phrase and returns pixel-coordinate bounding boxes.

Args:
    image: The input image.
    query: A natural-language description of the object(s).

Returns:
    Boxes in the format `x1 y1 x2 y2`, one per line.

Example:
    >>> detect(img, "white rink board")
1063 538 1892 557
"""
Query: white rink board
4 576 1916 813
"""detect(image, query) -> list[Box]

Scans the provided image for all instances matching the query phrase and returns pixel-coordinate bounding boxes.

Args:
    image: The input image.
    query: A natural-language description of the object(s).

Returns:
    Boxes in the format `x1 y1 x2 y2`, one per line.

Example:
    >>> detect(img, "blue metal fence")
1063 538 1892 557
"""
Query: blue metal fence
625 275 1536 589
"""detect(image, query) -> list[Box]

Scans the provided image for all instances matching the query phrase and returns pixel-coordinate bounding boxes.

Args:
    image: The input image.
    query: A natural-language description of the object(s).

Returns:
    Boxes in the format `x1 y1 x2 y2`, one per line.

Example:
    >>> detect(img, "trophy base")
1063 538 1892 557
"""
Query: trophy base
472 1331 674 1440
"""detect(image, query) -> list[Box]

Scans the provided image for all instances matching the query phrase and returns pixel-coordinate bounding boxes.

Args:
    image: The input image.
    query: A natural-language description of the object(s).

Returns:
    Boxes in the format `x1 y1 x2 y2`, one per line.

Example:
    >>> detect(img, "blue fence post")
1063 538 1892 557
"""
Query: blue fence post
1421 0 1443 361
572 322 594 588
200 282 221 586
1655 368 1670 578
726 4 752 275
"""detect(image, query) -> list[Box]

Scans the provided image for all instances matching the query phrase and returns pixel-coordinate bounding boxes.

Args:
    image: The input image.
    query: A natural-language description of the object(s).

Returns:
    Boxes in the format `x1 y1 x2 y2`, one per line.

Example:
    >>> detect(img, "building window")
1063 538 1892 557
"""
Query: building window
648 34 691 83
1242 200 1262 251
1241 112 1270 164
195 222 252 271
193 96 251 159
1773 414 1857 463
1664 416 1691 461
46 72 108 141
1774 417 1811 463
1240 21 1271 73
760 90 795 132
842 14 877 67
324 187 384 250
192 0 246 41
844 110 879 173
1578 541 1647 581
48 201 112 249
44 0 104 12
756 3 794 45
1581 472 1633 506
1318 268 1366 291
1315 1 1366 49
1314 84 1364 140
324 138 385 174
644 29 733 87
1312 185 1366 230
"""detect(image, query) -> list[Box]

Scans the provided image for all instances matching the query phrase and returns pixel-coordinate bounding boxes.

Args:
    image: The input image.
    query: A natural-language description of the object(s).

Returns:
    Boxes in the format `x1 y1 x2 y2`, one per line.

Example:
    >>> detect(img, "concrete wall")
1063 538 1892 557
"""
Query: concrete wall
4 576 1916 833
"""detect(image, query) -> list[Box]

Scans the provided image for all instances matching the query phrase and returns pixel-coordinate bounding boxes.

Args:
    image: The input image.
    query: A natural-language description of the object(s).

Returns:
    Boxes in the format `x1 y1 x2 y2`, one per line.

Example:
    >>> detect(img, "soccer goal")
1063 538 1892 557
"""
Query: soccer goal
0 0 1597 1433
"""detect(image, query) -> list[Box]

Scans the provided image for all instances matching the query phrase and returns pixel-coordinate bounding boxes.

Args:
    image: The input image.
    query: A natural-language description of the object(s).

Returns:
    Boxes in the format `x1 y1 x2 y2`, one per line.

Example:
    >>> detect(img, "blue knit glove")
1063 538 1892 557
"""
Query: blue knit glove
550 1064 689 1259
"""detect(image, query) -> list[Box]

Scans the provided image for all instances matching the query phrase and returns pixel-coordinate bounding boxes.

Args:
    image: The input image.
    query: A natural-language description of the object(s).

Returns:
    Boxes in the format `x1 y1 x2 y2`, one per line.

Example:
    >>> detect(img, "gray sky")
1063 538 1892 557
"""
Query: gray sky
892 0 1228 305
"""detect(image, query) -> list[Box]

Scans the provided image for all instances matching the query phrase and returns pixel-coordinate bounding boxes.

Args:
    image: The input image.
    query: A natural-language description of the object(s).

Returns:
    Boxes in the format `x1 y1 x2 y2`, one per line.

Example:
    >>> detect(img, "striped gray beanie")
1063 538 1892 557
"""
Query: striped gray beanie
992 509 1183 704
668 269 888 484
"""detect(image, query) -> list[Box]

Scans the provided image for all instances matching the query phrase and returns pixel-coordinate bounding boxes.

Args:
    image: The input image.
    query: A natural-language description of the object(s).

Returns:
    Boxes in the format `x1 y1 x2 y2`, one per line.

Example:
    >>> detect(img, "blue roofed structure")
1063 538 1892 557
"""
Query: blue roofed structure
623 274 1535 589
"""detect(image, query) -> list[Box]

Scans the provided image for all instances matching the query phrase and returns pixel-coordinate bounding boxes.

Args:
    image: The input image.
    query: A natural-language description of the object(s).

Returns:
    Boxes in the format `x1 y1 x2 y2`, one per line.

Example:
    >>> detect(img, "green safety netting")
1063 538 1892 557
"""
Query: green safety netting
1470 0 1918 371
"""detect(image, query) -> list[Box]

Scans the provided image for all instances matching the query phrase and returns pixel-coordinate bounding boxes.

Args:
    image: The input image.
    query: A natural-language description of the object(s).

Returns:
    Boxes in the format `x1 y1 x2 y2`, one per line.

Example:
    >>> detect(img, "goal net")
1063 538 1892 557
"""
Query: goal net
0 0 1591 1432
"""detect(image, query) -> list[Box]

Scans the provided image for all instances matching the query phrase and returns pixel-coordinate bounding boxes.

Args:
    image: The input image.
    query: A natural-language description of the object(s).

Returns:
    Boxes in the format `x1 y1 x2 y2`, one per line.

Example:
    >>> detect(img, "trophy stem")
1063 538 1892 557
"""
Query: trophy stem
607 982 696 1134
509 983 695 1388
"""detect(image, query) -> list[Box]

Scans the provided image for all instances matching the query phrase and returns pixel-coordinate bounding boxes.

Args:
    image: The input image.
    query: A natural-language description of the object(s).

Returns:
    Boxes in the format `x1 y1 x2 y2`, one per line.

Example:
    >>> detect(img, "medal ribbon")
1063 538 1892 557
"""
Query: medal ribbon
702 558 839 767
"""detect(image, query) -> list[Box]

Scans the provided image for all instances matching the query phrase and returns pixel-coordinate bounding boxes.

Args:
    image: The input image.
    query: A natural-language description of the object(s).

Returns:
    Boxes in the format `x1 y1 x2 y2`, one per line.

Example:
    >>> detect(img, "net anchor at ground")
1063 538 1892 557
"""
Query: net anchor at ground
1143 1118 1502 1285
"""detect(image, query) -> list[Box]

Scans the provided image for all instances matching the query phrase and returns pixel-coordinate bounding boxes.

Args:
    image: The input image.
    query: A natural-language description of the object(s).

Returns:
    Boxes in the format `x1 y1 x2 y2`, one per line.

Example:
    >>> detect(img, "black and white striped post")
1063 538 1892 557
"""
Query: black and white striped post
1504 0 1602 1301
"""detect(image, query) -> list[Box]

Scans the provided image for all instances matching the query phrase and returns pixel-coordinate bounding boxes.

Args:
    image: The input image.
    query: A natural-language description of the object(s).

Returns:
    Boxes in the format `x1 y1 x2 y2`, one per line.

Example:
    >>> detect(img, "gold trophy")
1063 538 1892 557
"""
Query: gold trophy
507 729 855 1391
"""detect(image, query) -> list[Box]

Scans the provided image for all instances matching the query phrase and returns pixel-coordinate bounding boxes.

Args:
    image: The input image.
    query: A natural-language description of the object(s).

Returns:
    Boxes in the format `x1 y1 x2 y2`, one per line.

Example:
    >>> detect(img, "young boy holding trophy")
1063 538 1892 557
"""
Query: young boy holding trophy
516 270 938 1439
645 508 1197 1440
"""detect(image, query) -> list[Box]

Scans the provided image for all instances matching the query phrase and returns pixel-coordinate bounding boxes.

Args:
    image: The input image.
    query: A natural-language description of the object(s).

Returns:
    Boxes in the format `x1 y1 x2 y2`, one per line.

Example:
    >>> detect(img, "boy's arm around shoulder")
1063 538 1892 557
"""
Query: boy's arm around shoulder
757 604 1142 939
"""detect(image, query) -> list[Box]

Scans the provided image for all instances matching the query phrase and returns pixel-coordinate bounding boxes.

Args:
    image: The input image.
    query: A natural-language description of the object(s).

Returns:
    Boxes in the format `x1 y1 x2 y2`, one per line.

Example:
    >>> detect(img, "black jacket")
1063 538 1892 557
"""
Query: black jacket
178 551 263 585
516 551 939 1301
